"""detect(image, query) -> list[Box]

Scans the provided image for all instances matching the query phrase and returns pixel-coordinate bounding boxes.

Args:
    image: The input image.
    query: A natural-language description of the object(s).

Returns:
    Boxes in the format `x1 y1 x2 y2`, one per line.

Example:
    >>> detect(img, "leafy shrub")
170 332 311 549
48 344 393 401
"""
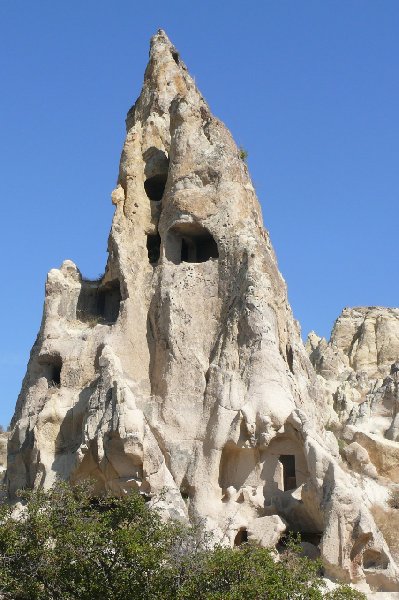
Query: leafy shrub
0 482 366 599
239 146 248 162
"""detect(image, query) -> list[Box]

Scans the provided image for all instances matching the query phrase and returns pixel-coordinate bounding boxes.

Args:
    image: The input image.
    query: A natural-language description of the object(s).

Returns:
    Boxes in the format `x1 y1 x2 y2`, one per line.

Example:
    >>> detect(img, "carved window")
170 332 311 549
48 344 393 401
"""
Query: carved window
280 454 297 491
38 354 62 388
77 280 121 325
165 222 219 265
147 233 161 265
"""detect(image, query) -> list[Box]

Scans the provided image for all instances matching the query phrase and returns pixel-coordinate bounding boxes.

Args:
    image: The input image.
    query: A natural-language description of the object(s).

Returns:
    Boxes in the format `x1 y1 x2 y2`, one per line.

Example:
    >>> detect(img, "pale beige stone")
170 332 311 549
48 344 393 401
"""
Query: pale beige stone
0 432 8 480
7 31 399 590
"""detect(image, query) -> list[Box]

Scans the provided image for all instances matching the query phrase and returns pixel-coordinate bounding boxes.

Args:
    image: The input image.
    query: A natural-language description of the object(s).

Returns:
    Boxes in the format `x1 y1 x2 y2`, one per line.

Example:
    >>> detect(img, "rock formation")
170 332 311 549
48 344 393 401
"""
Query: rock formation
308 307 399 442
6 31 399 591
307 307 399 572
0 432 9 482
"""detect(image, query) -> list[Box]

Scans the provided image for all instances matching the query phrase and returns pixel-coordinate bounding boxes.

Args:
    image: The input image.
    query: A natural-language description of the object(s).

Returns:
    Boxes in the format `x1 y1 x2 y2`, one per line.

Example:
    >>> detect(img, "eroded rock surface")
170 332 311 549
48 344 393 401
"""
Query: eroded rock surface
308 307 399 583
308 307 399 446
0 432 9 482
7 32 399 590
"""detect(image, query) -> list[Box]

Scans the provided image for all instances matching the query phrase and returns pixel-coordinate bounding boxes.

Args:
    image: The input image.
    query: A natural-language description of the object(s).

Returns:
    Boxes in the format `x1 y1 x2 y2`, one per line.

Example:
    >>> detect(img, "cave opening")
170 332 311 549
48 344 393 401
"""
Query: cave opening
147 233 161 265
144 174 167 202
165 222 219 265
279 454 297 491
276 531 322 557
286 345 294 374
234 528 248 547
39 354 62 388
77 279 121 325
363 548 389 570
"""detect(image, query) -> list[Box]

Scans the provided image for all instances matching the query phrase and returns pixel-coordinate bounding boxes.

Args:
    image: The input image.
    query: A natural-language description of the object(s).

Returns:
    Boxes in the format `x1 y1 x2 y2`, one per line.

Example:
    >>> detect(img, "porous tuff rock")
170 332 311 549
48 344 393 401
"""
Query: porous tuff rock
308 307 399 449
308 308 399 586
7 32 398 588
0 433 9 480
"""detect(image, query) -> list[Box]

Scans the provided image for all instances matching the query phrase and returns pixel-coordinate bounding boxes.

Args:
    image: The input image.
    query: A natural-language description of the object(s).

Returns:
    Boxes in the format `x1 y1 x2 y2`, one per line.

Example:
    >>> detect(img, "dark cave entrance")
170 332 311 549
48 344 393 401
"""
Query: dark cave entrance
280 454 297 491
147 233 161 265
77 279 121 325
165 222 219 265
39 354 62 388
144 174 168 202
234 528 248 546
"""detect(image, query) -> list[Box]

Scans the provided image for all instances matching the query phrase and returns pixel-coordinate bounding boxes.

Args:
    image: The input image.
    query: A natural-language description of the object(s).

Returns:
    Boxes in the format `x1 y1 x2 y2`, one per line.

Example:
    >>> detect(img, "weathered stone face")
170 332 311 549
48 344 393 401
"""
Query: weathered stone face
308 307 399 588
0 432 9 482
7 31 399 590
308 307 399 445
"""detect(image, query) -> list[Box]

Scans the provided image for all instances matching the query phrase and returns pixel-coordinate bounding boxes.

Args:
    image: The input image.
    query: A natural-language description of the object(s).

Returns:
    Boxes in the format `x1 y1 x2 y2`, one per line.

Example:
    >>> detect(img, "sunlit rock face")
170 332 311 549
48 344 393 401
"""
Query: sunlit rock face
0 432 9 482
308 307 399 589
308 307 399 446
7 31 399 590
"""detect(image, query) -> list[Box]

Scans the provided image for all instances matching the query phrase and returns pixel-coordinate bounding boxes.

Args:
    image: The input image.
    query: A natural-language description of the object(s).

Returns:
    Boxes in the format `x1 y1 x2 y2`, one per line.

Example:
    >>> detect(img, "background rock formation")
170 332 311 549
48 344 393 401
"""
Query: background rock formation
307 307 399 574
6 31 399 590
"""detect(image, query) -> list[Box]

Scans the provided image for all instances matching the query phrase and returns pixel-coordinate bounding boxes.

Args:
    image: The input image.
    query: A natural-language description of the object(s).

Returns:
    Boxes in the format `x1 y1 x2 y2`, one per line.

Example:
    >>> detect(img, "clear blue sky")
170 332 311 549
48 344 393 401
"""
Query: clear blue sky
1 1 398 426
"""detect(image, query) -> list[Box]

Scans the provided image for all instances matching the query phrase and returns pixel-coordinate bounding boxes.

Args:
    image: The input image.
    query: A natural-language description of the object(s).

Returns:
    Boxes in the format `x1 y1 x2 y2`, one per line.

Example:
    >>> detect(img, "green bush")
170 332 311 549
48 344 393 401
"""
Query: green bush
0 482 365 599
239 146 248 162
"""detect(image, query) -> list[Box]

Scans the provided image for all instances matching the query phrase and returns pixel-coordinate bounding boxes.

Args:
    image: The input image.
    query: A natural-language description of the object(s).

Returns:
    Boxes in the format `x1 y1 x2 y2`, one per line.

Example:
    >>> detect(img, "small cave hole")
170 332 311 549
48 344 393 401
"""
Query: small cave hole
39 355 62 388
77 280 121 325
234 528 248 547
286 345 294 374
147 233 161 265
363 549 389 570
140 493 152 504
172 51 179 64
144 174 167 202
280 454 297 491
180 478 194 502
51 365 61 386
165 222 219 265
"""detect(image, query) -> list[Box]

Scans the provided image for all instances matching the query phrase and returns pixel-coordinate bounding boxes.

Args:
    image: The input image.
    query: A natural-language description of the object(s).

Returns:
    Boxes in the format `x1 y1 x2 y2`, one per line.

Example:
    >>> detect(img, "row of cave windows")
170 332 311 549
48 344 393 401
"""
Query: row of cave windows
71 223 218 336
73 225 218 331
181 455 297 503
147 226 219 266
39 227 219 384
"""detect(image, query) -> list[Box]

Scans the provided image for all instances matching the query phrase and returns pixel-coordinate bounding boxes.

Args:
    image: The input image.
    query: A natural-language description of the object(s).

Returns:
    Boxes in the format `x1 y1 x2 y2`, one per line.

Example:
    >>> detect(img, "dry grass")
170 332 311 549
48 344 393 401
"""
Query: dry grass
76 311 107 328
370 504 399 562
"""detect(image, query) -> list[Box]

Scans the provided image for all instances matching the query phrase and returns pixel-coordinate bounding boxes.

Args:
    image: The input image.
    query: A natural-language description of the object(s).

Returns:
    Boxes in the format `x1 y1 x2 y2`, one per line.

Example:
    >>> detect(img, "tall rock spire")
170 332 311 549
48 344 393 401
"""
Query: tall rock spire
7 31 399 589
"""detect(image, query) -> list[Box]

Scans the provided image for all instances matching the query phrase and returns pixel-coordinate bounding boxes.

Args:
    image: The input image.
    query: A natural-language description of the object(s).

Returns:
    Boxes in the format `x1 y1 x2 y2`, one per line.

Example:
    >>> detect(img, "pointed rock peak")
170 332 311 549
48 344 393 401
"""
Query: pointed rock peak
127 30 203 131
10 33 399 591
150 29 182 67
150 29 173 50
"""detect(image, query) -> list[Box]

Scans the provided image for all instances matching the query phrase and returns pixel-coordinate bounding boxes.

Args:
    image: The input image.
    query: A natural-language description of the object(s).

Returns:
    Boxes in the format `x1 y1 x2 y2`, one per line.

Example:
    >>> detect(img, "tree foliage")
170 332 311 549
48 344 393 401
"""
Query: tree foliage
0 482 365 599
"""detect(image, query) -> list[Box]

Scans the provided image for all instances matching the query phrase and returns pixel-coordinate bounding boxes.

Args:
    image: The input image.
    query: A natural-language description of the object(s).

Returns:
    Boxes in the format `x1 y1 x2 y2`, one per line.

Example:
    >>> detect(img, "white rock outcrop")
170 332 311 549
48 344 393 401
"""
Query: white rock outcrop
7 32 399 590
307 307 399 448
0 432 9 481
308 307 399 585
